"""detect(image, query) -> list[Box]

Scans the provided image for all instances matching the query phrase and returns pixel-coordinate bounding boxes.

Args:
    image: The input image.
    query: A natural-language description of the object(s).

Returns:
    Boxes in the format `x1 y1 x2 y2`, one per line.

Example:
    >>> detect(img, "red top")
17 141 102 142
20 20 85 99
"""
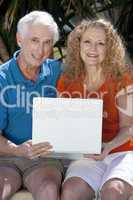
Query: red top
57 74 133 153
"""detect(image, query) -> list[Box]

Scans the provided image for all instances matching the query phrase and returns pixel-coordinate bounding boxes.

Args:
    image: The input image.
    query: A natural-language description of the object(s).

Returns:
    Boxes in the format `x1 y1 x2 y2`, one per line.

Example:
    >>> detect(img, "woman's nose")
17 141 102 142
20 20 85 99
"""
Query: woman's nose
90 43 97 51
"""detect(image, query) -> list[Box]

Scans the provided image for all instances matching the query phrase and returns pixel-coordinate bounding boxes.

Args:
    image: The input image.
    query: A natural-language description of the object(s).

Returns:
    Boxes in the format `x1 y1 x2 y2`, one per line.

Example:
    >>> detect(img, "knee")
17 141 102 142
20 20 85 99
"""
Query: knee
61 177 95 200
41 178 59 193
35 178 60 199
61 178 76 198
101 179 126 198
0 168 22 200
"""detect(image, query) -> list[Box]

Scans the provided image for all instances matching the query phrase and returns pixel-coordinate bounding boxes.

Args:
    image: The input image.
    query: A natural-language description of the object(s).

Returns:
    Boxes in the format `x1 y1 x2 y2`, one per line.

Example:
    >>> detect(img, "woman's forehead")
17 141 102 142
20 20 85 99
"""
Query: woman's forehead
81 27 106 41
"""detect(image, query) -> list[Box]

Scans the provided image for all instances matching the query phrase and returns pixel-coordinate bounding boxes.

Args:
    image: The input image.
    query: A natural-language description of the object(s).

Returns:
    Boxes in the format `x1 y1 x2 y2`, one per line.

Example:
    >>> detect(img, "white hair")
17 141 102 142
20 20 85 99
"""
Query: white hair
17 11 59 44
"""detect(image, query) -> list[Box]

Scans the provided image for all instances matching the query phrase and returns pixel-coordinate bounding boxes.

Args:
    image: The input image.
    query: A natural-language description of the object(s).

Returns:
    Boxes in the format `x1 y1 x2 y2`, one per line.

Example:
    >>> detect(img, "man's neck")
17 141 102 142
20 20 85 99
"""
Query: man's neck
17 55 40 81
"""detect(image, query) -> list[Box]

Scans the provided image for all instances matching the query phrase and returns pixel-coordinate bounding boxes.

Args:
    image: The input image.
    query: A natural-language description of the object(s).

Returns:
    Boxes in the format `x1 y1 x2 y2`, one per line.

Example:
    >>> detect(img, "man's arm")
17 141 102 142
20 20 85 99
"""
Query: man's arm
0 130 53 159
0 132 18 156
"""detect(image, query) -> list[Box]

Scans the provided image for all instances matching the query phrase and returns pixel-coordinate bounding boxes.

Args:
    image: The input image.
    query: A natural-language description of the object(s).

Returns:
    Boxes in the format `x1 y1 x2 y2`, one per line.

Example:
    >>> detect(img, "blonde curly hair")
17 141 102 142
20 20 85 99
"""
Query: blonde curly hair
64 19 131 81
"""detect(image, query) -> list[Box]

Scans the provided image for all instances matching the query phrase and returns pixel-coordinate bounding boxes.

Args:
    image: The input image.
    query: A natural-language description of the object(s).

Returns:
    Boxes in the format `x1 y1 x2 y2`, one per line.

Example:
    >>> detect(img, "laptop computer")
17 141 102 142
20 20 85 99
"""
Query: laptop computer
32 97 103 159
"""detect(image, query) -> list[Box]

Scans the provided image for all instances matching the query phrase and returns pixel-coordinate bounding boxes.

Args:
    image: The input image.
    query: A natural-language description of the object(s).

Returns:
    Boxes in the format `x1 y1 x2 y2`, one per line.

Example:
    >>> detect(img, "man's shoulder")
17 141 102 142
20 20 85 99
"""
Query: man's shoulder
0 59 13 85
0 59 12 75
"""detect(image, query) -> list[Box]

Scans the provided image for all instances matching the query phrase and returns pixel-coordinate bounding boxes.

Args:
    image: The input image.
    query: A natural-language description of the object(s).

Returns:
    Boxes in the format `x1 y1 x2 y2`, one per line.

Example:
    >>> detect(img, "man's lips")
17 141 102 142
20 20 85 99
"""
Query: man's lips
31 54 43 61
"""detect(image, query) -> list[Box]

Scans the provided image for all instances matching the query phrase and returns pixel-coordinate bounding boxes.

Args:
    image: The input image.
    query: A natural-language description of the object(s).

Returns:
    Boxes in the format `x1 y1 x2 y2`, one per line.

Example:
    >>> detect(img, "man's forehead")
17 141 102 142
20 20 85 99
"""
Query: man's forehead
24 24 53 38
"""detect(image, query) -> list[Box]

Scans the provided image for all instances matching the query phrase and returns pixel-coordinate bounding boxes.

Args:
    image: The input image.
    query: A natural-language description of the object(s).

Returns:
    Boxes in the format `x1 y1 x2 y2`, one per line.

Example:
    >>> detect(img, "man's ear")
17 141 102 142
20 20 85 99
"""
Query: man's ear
16 32 22 47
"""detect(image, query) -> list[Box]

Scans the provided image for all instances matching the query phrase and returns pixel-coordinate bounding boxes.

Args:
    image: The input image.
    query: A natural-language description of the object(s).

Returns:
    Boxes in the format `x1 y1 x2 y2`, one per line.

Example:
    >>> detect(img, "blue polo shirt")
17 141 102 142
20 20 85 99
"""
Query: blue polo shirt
0 51 62 144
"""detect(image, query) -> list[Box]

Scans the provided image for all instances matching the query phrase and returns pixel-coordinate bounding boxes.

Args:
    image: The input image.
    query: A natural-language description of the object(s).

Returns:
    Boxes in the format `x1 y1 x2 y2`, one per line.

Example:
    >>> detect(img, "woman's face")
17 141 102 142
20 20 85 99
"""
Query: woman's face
80 27 106 68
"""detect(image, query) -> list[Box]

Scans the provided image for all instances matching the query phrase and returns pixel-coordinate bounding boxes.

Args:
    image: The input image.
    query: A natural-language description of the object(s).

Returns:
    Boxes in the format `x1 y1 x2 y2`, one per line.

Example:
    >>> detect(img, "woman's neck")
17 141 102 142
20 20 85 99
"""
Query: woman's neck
84 66 105 91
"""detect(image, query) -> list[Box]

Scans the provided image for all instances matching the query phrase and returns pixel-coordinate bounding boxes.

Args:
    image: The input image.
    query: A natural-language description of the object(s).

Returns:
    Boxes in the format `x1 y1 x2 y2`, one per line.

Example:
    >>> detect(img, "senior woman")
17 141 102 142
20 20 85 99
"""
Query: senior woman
57 19 133 200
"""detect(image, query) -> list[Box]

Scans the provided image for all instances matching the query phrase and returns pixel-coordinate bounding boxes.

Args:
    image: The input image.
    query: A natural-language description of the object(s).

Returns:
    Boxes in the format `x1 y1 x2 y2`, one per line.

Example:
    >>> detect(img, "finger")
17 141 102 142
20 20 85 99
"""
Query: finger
32 142 51 147
92 155 104 161
38 150 54 157
85 154 101 160
84 154 97 158
32 144 53 154
33 145 53 154
31 150 54 159
30 146 53 159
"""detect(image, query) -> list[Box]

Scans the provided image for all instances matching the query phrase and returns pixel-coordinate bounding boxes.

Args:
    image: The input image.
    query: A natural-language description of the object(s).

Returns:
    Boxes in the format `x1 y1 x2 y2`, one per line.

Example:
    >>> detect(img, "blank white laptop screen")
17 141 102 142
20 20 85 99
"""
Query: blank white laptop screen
32 97 103 159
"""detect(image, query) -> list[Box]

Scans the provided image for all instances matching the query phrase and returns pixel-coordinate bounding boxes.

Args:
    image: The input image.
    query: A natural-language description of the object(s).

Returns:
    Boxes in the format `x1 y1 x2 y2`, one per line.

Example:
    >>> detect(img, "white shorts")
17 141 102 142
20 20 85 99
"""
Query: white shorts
64 151 133 193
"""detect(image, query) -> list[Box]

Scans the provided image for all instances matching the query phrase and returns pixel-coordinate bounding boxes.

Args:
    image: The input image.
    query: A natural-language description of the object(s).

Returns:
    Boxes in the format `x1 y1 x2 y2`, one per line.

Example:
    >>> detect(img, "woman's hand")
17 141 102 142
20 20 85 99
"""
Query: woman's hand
84 142 112 161
15 140 53 159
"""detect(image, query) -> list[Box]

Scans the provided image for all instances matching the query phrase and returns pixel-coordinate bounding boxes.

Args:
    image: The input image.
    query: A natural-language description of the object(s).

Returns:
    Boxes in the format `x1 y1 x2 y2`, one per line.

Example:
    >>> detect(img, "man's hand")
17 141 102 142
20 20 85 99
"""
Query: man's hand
15 140 53 159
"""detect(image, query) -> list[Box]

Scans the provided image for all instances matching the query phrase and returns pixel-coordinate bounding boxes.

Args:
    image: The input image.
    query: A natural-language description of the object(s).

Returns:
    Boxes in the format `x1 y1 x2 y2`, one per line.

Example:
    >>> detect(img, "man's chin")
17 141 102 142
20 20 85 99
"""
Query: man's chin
35 58 48 65
31 61 43 67
30 57 48 67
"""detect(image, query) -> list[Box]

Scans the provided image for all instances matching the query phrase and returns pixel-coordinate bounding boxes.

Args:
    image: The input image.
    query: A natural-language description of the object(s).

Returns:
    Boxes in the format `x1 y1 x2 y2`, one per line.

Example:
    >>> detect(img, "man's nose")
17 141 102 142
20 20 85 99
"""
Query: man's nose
38 44 45 57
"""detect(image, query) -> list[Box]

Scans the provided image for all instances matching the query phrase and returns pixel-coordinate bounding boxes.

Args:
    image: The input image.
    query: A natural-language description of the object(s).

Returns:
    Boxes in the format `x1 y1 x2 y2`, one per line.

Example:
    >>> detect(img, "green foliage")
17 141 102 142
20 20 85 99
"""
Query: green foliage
0 0 133 62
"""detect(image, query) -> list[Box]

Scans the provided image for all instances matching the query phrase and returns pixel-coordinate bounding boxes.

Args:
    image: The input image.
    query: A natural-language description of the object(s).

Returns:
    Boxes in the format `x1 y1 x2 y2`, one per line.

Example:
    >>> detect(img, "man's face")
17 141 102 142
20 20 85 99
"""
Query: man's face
16 25 54 68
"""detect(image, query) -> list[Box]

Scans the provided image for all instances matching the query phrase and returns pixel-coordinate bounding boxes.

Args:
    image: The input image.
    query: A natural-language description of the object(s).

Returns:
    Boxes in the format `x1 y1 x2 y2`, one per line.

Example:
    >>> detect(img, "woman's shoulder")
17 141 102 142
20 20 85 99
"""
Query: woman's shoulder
57 74 69 92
